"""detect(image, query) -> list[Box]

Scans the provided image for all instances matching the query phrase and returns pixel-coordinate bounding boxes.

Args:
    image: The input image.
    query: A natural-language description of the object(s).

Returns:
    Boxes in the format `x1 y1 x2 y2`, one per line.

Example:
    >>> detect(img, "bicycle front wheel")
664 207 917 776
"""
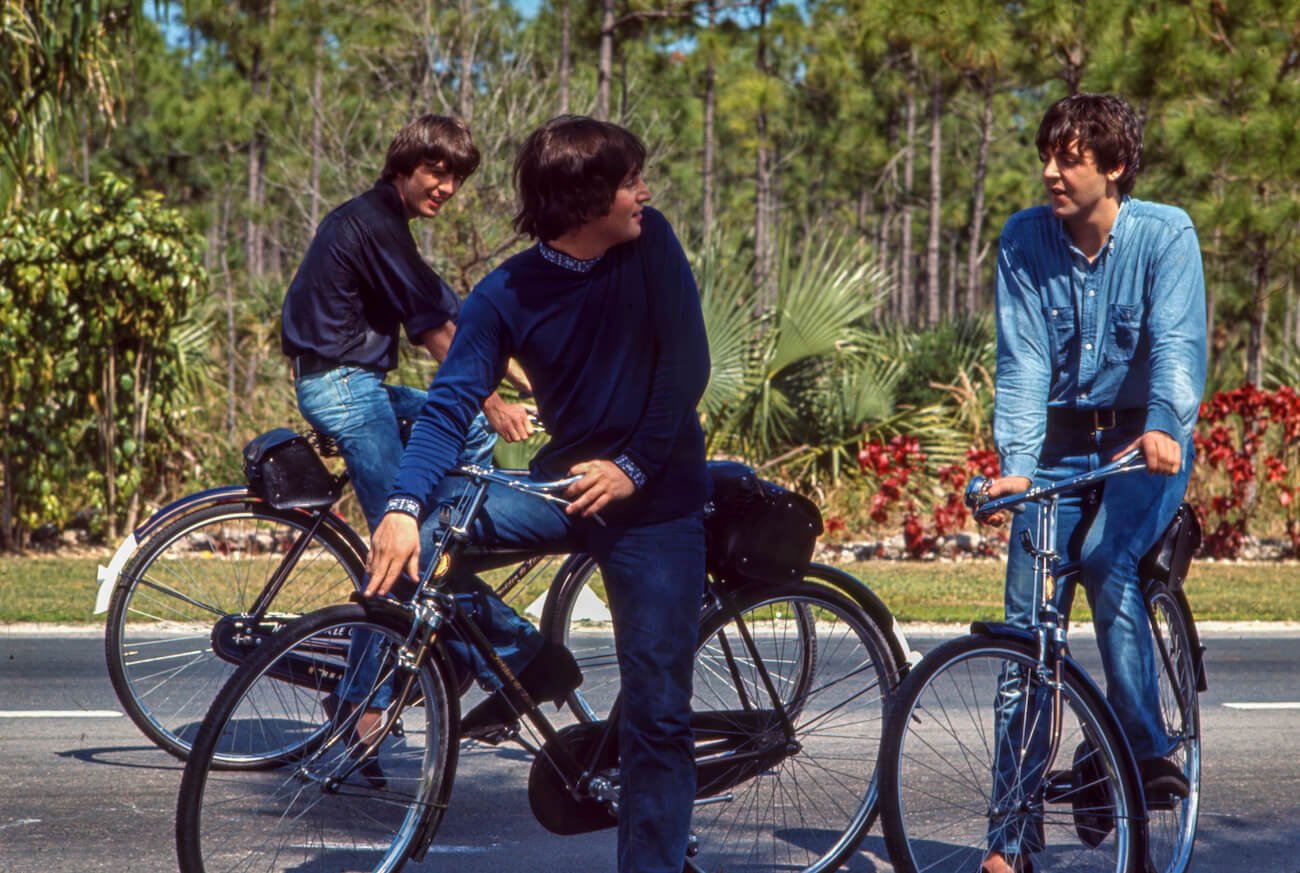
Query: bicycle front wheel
176 603 455 873
687 578 898 873
1146 585 1202 873
105 500 365 765
878 634 1145 873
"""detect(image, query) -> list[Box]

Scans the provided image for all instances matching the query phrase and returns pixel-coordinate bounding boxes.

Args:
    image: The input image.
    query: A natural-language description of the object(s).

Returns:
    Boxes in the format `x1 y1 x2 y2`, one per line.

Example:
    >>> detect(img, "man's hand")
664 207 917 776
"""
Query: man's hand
365 512 421 597
564 460 635 517
987 476 1032 499
482 392 533 442
980 475 1031 527
1116 430 1181 475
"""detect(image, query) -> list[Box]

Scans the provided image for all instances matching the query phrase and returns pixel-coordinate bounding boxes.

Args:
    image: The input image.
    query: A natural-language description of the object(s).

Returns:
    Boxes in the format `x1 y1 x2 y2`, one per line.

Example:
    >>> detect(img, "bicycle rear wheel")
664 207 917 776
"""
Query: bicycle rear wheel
687 579 898 873
878 634 1145 873
1145 585 1202 873
176 603 455 873
105 500 364 765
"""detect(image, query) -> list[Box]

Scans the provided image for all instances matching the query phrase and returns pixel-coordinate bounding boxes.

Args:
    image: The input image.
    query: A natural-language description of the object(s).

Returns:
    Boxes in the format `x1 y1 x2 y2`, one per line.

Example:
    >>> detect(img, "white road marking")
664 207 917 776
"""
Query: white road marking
1222 702 1300 710
0 819 41 831
0 710 122 718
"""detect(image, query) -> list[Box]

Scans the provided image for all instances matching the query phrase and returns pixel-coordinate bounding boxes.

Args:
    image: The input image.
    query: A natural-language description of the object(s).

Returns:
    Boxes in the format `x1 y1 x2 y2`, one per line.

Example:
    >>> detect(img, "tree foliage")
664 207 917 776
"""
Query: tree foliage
0 173 206 547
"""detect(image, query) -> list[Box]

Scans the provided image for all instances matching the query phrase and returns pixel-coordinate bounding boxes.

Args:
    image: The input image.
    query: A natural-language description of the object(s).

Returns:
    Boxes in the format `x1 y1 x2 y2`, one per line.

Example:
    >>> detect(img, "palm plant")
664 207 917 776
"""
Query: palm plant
696 228 969 485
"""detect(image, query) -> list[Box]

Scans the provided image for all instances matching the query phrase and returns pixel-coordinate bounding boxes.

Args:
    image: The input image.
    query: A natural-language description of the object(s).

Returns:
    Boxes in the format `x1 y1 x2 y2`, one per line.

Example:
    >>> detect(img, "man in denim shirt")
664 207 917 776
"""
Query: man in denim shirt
982 94 1206 873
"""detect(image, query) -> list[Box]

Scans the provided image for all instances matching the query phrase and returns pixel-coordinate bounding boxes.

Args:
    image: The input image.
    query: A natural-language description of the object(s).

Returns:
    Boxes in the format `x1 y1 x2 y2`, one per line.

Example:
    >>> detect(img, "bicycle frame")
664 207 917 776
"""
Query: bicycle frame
324 465 813 850
965 451 1156 824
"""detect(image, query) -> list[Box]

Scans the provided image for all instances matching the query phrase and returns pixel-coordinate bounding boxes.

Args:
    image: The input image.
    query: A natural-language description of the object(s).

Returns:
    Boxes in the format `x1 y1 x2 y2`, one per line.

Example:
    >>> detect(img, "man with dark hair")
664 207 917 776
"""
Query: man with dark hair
367 115 710 873
282 113 533 751
981 93 1206 872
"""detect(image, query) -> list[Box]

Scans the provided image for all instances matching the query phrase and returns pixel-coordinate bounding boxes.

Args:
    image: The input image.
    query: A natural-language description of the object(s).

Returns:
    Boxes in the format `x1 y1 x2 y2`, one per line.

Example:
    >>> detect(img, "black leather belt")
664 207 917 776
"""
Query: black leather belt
291 352 340 379
1046 407 1144 433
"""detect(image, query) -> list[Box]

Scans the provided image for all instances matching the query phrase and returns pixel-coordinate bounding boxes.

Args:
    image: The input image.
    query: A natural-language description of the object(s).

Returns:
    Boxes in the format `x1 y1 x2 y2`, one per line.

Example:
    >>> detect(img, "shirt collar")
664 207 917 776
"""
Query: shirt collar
1056 195 1128 262
538 242 602 273
371 179 408 222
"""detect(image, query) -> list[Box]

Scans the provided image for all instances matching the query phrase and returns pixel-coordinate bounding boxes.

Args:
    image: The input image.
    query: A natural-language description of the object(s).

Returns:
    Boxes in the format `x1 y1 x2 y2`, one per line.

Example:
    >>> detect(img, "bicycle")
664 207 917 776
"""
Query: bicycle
96 425 586 766
876 449 1205 873
176 464 907 873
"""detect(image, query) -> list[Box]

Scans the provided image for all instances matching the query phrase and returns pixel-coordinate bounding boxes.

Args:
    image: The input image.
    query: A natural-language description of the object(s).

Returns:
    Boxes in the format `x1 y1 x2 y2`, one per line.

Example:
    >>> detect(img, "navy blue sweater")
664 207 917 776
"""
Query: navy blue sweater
392 207 710 524
281 181 461 371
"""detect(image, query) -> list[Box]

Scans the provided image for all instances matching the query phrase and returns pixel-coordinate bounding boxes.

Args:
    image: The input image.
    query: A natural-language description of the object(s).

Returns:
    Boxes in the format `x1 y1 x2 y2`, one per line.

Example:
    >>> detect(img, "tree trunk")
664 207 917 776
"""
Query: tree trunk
1 414 13 550
966 84 993 313
558 2 571 114
925 78 942 327
946 232 958 320
458 0 475 120
309 48 323 232
900 78 916 325
101 354 118 542
1246 247 1270 386
753 0 776 311
596 0 615 121
221 179 237 440
880 107 898 319
700 0 717 241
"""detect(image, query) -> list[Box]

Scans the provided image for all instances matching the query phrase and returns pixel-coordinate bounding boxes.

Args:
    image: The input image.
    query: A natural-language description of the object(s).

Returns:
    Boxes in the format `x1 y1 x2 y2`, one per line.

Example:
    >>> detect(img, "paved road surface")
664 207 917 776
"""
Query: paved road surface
1 627 1296 872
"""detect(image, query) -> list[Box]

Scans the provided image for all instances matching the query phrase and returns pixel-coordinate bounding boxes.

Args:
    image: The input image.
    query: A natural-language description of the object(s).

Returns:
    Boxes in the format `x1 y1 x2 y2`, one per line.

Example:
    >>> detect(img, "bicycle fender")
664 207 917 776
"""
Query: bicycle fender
93 530 140 614
93 485 254 614
808 563 922 677
969 621 1038 645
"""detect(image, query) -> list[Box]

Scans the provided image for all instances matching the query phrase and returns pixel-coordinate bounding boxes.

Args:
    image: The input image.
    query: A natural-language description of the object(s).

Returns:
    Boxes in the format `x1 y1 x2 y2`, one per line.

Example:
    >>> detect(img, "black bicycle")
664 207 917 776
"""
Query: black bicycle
176 464 909 873
876 450 1205 873
99 426 592 766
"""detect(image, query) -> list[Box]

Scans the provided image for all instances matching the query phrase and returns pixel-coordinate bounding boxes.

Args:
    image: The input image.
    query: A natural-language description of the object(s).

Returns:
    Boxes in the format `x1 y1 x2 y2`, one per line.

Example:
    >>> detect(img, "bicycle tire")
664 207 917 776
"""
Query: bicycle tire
686 578 898 873
542 560 872 724
105 500 366 766
878 633 1146 873
1145 584 1202 873
176 602 456 873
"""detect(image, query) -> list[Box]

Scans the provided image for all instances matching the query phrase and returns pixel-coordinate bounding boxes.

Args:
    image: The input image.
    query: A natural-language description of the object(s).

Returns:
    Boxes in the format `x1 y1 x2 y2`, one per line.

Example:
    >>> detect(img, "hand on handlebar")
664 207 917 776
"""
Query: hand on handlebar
1115 430 1181 476
564 459 634 518
365 512 421 598
978 476 1031 526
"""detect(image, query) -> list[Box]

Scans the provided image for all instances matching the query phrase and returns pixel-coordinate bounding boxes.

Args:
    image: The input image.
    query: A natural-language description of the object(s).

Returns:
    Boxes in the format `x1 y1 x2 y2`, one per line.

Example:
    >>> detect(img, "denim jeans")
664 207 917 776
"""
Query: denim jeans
295 365 497 529
294 364 496 709
417 476 706 873
989 426 1191 854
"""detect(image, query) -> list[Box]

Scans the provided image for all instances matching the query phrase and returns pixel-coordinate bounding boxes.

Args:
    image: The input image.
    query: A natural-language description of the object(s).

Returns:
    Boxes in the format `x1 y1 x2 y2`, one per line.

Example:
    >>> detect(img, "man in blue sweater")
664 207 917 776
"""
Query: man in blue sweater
366 116 711 873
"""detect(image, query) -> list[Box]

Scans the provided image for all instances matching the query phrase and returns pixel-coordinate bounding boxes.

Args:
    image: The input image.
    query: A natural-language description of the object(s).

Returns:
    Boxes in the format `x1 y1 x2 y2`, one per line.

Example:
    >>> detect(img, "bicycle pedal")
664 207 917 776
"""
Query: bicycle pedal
463 721 520 746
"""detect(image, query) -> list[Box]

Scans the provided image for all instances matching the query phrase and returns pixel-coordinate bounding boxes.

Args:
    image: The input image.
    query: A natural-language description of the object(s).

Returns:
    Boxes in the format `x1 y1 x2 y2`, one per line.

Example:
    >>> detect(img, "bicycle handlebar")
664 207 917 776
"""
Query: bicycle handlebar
964 449 1147 523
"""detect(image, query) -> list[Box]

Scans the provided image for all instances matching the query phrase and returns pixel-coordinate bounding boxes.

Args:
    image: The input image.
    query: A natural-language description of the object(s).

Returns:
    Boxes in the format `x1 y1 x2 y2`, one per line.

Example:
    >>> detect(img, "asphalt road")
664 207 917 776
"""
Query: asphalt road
1 627 1297 873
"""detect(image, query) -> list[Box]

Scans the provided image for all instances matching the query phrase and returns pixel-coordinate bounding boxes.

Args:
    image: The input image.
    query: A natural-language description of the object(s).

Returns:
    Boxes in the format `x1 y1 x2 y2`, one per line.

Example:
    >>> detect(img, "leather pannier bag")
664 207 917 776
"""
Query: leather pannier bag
704 461 824 584
1138 502 1201 589
242 428 342 510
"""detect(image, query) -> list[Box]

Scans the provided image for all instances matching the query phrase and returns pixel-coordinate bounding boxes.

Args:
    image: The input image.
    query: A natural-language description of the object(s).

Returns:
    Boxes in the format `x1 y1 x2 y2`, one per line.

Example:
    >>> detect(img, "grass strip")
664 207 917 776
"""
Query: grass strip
1 554 1297 625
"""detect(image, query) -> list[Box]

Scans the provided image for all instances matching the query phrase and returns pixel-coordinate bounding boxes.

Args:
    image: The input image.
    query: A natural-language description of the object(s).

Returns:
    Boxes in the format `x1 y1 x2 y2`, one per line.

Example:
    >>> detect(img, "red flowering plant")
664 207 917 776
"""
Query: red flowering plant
1191 385 1300 559
855 437 1004 557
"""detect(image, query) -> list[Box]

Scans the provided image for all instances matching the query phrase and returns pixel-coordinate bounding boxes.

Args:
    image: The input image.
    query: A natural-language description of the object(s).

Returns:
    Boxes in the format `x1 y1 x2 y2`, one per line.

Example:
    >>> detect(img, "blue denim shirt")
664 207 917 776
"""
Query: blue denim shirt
994 197 1207 479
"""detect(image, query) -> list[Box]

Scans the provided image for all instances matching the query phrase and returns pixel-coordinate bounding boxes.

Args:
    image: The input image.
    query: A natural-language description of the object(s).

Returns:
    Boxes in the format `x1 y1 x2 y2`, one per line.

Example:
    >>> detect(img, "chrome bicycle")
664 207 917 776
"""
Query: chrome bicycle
877 450 1205 873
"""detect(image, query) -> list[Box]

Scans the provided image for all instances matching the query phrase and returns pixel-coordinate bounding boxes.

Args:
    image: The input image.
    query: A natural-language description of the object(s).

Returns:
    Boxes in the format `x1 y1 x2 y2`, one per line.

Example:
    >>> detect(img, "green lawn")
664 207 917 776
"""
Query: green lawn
1 553 1296 625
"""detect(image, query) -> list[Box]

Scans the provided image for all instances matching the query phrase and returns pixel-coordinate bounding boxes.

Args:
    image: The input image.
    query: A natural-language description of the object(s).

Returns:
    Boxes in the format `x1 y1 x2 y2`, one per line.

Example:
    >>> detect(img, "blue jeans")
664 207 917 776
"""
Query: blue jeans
295 365 497 710
989 426 1191 854
294 364 496 529
417 477 705 873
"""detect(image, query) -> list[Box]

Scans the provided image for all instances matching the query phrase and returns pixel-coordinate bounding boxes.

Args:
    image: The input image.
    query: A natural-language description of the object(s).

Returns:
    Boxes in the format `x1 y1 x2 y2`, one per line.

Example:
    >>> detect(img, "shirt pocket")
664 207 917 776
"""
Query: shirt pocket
1043 304 1076 372
1103 304 1142 366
